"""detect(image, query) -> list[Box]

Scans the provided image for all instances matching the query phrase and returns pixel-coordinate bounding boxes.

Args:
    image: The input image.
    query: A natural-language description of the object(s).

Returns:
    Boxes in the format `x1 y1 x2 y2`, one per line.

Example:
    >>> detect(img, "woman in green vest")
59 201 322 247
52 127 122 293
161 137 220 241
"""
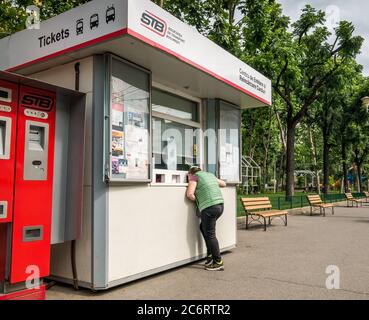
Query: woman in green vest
186 166 226 271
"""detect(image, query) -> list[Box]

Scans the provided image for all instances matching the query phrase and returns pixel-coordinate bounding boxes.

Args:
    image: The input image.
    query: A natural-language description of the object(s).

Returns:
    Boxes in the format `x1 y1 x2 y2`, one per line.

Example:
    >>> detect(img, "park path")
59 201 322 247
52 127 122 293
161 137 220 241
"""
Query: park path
47 205 369 300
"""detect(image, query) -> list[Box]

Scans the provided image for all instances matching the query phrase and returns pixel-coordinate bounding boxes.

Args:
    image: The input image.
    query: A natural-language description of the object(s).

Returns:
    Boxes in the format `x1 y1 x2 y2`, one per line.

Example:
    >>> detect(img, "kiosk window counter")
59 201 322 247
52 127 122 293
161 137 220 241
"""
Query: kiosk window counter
107 56 151 183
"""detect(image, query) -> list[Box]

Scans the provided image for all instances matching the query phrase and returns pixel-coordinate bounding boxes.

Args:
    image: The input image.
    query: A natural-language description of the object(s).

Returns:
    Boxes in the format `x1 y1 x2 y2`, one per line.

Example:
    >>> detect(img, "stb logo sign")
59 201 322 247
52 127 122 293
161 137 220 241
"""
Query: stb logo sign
22 94 54 111
141 11 167 37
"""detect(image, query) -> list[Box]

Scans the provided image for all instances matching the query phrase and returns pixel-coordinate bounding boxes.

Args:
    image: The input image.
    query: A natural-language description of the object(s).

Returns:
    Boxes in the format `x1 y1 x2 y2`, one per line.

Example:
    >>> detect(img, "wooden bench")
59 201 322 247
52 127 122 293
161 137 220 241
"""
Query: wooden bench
307 195 334 217
363 192 369 202
345 193 364 207
240 197 288 231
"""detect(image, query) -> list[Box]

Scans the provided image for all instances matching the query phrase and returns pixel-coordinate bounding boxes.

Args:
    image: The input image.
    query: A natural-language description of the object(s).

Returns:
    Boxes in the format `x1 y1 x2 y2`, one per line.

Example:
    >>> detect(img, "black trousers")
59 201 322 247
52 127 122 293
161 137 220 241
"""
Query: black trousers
199 204 224 262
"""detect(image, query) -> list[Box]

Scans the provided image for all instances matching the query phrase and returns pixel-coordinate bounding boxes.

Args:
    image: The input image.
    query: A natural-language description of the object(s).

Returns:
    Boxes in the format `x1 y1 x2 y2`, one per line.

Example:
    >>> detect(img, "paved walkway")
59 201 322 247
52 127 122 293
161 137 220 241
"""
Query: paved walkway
47 205 369 300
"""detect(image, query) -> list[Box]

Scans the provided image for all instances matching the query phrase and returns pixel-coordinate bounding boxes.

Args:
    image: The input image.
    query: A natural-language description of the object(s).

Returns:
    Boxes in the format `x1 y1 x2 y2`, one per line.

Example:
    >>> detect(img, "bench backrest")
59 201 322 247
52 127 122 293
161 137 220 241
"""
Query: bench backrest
241 197 272 213
345 193 354 200
307 195 323 205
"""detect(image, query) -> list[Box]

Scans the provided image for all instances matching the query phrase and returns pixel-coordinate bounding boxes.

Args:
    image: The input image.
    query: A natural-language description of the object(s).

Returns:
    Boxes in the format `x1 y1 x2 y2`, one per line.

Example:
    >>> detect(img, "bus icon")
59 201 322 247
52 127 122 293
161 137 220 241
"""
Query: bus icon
76 18 84 35
90 14 99 29
106 5 115 23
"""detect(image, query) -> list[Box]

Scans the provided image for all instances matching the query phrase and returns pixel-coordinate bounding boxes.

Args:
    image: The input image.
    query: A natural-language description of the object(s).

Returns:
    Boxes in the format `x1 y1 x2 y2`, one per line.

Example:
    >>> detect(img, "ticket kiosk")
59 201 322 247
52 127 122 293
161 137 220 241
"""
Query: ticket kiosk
0 0 272 291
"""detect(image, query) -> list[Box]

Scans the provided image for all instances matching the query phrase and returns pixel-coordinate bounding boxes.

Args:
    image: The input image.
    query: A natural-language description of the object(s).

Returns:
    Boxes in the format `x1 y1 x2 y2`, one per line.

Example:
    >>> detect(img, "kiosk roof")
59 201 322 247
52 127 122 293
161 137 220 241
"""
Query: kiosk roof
0 0 272 108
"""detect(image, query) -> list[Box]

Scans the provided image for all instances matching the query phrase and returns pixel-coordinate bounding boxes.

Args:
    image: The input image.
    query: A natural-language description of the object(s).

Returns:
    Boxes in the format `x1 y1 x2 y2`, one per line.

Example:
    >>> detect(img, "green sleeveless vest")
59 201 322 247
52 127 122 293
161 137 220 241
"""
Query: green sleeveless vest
195 171 224 212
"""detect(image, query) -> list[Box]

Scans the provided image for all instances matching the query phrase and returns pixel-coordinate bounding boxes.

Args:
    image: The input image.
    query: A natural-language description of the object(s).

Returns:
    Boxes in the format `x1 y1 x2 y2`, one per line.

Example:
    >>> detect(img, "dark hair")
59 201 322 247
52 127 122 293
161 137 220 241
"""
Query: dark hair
188 166 201 175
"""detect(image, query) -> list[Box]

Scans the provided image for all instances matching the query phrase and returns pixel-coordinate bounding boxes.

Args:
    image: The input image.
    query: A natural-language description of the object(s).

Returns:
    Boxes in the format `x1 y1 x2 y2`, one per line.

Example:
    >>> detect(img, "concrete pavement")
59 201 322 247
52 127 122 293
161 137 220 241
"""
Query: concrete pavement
47 205 369 300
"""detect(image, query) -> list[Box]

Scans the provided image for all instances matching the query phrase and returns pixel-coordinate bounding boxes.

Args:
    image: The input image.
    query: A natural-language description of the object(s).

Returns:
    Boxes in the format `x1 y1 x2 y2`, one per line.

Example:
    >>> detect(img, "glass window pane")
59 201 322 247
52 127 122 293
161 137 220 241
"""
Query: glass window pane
152 89 198 121
110 58 150 181
153 117 200 172
218 101 240 183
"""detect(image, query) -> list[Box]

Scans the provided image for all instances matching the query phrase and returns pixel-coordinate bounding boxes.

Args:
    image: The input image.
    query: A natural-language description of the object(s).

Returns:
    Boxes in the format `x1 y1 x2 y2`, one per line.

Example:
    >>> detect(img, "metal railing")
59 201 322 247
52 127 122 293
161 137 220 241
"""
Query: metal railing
237 193 367 216
273 193 364 210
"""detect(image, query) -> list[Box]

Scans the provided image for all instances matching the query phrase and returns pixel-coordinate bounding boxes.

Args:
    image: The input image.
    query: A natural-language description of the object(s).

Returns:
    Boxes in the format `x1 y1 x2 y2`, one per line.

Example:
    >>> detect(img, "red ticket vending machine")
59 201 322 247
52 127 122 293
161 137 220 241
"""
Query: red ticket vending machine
0 80 56 299
0 80 18 291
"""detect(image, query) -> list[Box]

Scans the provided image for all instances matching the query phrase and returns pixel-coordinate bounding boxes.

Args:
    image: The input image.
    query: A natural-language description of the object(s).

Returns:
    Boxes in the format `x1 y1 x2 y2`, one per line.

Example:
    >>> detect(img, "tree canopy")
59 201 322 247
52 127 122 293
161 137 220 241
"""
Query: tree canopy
1 0 368 196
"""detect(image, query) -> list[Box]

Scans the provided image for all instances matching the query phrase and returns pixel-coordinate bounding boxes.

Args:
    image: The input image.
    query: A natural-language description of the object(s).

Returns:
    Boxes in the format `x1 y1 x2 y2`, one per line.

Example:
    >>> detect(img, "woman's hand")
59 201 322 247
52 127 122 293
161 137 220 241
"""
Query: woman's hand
217 179 226 188
186 180 197 201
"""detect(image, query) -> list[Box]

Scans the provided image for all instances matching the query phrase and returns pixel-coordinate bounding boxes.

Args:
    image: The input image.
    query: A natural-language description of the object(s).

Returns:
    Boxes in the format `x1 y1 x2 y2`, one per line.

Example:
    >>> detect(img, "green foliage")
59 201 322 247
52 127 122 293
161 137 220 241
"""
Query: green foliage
0 0 91 37
0 0 368 194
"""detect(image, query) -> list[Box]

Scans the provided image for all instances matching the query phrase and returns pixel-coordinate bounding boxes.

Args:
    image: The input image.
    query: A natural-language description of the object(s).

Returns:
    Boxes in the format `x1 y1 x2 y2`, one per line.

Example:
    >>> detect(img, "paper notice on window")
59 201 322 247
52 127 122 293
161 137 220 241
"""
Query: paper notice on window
220 145 240 182
125 124 149 179
112 102 124 128
112 130 124 157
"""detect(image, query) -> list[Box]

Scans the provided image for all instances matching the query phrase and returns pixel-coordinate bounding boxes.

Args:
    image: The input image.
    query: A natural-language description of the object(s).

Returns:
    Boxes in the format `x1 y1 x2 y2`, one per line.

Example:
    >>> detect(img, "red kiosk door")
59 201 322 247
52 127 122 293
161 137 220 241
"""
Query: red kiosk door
10 86 56 284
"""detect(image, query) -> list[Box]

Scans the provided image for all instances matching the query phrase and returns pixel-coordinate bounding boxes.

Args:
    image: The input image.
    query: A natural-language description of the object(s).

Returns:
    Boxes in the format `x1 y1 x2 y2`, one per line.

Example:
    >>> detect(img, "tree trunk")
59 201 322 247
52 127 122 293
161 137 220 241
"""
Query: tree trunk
263 158 268 190
276 153 285 192
354 150 363 193
262 109 273 189
285 124 296 198
274 107 287 152
357 163 362 193
342 141 349 193
323 133 330 194
308 124 320 194
248 112 254 158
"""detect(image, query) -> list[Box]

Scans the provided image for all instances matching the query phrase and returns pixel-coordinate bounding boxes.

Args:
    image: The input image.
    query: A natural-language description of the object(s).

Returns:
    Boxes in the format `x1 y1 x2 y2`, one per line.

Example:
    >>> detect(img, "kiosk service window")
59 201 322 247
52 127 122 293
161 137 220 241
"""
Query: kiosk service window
152 88 201 185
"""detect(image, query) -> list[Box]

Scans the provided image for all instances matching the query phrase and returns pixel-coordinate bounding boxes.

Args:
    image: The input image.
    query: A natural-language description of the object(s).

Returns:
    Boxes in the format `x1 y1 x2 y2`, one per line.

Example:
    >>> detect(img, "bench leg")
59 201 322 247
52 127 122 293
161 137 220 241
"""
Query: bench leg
263 217 267 231
332 206 334 215
246 214 249 230
323 207 326 217
310 206 313 216
284 214 288 226
268 217 271 225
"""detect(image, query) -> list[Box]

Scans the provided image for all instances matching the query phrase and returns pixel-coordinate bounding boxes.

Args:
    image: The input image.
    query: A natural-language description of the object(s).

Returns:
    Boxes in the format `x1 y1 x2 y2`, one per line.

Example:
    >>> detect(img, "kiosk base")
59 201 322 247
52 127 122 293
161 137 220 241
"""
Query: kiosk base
0 285 46 300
